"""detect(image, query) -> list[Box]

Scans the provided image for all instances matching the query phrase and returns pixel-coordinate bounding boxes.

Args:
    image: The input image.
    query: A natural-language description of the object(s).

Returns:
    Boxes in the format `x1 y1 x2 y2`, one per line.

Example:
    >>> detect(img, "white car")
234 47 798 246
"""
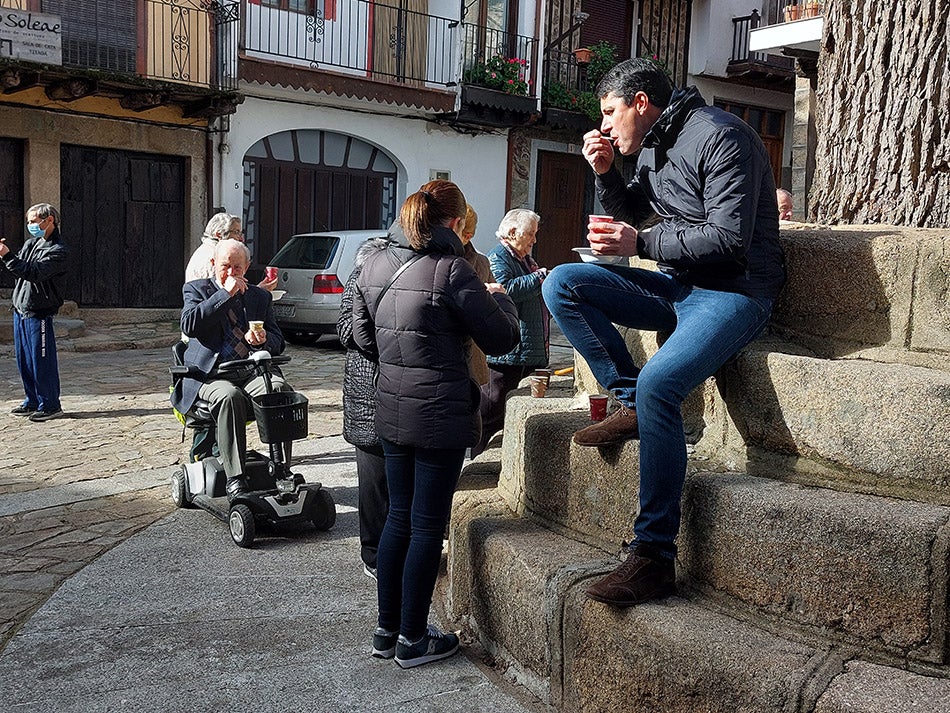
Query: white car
267 229 388 344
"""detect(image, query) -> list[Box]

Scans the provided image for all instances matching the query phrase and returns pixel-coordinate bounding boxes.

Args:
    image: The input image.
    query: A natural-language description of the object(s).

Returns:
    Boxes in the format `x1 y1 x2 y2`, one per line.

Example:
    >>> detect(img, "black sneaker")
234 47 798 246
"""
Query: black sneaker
11 405 36 416
394 625 460 669
371 627 398 659
363 563 378 581
29 409 63 423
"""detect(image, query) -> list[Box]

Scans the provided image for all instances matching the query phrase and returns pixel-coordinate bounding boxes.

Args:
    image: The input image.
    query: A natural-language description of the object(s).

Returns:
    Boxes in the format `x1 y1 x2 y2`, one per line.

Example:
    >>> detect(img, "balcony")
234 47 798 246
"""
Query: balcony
749 0 823 59
726 10 795 91
0 0 240 117
239 0 539 127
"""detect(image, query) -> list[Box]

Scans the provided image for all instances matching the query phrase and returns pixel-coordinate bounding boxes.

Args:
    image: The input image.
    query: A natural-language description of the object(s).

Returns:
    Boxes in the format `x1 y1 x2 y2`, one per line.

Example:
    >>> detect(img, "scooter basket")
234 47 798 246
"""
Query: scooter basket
252 391 309 443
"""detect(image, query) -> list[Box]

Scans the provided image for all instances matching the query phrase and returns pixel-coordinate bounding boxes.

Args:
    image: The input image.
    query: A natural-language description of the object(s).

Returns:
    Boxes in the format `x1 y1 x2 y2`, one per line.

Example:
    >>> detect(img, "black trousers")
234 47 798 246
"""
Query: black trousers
472 363 534 457
356 443 388 569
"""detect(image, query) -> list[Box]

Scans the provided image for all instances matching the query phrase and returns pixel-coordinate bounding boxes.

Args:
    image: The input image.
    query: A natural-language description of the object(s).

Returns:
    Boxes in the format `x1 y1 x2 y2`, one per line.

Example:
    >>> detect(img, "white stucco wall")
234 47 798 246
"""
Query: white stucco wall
218 94 511 257
689 0 766 77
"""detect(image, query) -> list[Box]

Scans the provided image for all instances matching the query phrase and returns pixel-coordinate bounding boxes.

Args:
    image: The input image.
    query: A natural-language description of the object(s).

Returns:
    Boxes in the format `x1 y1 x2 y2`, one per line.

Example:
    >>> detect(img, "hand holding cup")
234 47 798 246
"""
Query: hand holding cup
246 320 266 346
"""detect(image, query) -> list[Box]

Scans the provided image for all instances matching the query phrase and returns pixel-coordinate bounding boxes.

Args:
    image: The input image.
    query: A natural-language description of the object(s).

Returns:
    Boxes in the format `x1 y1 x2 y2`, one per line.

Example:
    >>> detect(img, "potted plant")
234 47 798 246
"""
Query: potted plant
802 1 822 17
572 47 593 65
462 55 530 96
783 1 800 21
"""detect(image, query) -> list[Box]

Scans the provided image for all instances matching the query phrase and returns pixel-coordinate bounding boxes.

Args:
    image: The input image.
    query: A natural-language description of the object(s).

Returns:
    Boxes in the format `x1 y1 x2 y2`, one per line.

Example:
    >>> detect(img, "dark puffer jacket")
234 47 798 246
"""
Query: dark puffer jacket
597 86 786 298
352 225 520 450
337 238 390 449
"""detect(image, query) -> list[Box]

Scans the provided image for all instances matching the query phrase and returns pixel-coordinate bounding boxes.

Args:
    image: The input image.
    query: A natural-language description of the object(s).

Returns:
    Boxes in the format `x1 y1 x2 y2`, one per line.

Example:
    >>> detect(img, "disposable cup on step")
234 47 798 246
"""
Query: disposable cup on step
529 375 547 398
589 394 608 421
533 369 553 387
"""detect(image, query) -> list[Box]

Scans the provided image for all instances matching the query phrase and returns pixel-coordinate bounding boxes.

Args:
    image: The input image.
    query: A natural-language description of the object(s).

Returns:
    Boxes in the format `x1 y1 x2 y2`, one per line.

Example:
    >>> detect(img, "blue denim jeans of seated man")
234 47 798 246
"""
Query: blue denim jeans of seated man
542 263 775 559
376 440 465 640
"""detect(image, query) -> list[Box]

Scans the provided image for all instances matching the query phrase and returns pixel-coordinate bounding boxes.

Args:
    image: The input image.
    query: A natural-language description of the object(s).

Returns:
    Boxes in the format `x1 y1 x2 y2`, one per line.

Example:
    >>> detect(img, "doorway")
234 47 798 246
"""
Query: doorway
533 150 588 268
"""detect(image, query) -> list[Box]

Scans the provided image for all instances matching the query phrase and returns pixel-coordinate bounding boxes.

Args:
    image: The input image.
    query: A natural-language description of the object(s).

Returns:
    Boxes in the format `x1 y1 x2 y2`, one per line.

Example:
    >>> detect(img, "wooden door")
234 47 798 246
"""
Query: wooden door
0 138 24 289
60 145 185 307
534 150 588 268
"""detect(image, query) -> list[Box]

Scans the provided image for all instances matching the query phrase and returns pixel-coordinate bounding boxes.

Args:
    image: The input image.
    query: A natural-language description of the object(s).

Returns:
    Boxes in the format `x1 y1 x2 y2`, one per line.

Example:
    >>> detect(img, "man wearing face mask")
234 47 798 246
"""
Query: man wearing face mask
0 204 70 423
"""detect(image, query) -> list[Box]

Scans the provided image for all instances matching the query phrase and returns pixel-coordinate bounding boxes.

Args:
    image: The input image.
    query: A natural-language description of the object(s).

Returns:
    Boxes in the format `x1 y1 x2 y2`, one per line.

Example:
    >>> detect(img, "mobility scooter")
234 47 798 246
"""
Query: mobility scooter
170 346 336 547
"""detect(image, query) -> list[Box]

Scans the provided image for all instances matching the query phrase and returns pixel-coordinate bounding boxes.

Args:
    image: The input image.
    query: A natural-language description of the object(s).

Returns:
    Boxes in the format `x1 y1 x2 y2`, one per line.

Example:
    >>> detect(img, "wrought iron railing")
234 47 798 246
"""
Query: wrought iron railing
459 23 539 97
730 10 795 69
241 0 539 97
761 0 825 26
242 0 458 88
0 0 238 90
542 48 584 93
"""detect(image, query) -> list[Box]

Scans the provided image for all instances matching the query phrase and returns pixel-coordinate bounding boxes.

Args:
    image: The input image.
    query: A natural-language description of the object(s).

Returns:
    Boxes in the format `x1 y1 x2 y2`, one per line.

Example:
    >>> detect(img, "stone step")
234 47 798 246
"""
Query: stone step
445 505 950 712
496 395 950 663
573 343 950 503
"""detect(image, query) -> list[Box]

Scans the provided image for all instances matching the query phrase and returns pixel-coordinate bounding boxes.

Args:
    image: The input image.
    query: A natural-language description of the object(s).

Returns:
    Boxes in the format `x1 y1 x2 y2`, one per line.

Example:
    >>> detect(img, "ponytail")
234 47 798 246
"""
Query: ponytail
399 180 467 249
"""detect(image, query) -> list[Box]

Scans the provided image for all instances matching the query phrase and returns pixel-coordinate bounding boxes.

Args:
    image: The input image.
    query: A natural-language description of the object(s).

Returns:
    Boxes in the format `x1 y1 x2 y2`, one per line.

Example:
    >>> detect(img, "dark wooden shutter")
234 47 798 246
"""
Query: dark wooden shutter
0 138 24 289
580 0 634 58
44 0 137 72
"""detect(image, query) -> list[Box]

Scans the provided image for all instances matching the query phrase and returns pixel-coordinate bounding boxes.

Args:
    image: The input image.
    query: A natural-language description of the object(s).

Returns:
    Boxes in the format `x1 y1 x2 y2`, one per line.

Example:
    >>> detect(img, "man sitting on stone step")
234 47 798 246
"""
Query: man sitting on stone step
542 58 787 607
171 239 290 500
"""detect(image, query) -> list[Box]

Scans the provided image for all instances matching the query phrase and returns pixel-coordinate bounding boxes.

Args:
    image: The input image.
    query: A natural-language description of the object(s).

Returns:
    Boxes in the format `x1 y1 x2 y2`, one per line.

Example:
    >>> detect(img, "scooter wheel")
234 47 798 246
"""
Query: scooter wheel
310 488 336 531
229 504 256 548
171 467 194 509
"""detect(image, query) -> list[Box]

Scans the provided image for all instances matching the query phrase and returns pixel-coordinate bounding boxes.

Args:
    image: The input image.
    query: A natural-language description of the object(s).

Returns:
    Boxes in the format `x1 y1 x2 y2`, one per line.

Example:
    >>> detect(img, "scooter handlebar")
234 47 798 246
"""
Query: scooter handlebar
217 352 291 372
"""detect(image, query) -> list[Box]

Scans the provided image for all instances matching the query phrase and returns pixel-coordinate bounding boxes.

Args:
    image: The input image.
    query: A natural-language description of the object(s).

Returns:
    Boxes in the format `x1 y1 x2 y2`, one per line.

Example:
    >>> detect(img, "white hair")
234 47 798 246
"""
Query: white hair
495 209 540 241
203 212 234 240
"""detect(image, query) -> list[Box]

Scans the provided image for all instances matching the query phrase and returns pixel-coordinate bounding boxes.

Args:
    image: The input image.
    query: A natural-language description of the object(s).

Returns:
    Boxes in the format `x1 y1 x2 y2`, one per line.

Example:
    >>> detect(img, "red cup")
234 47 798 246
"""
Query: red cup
589 215 614 234
265 266 278 282
589 394 608 421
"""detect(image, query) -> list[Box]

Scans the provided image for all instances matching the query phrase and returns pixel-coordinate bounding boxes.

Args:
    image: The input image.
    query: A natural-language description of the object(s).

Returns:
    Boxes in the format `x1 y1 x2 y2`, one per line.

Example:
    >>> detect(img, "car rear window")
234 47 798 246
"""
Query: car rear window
270 235 339 269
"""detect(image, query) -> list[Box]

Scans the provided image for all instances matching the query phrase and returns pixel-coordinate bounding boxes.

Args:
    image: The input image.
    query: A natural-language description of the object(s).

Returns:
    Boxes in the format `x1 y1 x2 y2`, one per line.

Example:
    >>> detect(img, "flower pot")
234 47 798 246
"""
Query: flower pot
573 47 593 65
783 4 800 21
802 1 822 18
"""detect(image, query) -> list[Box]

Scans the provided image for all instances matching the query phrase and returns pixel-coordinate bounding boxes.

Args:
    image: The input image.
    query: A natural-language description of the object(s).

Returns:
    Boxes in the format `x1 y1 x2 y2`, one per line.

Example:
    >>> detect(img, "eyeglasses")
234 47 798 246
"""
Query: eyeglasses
228 230 244 237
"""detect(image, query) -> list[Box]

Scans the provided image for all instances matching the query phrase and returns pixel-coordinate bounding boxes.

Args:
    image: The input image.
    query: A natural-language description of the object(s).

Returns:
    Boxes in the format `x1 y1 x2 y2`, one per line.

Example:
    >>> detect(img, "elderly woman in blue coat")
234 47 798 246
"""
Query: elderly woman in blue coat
473 208 549 456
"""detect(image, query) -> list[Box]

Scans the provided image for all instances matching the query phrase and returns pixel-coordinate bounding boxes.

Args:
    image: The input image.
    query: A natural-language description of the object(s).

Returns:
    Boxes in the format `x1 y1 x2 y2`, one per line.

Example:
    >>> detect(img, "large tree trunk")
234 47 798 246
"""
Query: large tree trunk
810 0 950 227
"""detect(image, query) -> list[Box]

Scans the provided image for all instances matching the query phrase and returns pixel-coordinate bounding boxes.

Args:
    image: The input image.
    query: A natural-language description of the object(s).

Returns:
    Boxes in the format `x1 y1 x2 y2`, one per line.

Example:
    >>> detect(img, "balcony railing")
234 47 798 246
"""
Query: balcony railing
460 23 538 97
730 10 795 69
0 0 238 90
243 0 458 88
241 0 538 98
761 0 825 26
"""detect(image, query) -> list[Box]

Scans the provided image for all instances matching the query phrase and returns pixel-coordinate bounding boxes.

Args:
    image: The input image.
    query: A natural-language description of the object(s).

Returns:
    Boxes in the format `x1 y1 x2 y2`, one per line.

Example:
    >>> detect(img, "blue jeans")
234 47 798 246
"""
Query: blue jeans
14 311 61 413
376 440 465 640
542 264 774 558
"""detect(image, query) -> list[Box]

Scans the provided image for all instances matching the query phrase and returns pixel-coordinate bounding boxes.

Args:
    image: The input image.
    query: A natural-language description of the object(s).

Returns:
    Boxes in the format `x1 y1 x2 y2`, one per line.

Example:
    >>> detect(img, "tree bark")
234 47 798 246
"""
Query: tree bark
810 0 950 227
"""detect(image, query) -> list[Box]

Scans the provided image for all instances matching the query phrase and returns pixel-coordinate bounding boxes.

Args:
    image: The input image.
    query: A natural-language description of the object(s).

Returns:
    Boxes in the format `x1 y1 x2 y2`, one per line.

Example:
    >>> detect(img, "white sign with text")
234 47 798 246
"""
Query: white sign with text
0 10 62 66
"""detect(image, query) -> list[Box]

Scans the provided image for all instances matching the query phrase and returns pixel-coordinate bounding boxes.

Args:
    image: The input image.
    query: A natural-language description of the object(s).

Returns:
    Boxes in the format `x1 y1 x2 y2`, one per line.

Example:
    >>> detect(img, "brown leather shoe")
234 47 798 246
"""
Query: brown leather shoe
573 404 639 446
586 543 675 607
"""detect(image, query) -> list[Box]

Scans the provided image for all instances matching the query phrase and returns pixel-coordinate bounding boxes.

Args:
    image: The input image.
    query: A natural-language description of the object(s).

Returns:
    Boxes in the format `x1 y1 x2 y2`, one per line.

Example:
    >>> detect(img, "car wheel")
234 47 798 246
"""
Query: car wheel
229 504 256 547
286 331 321 346
310 488 336 531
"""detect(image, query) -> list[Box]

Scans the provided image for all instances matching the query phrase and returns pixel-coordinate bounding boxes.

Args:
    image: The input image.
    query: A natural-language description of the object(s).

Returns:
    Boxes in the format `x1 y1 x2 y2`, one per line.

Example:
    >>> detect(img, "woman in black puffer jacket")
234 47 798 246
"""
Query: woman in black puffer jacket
337 238 391 580
352 180 519 668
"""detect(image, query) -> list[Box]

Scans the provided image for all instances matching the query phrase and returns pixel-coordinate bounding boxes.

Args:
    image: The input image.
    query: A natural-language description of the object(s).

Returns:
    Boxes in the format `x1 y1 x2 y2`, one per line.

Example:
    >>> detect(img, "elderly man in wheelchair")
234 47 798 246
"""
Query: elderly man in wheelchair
171 239 291 501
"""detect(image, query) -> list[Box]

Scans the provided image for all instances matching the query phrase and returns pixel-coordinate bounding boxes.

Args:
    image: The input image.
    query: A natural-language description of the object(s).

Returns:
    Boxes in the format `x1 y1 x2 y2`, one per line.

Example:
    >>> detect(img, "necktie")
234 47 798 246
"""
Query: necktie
221 299 249 362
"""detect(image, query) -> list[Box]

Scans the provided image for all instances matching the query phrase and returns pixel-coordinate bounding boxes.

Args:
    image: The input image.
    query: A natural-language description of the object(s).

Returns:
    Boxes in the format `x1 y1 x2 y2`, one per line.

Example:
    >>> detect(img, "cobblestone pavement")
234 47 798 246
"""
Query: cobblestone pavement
0 315 576 653
0 333 348 649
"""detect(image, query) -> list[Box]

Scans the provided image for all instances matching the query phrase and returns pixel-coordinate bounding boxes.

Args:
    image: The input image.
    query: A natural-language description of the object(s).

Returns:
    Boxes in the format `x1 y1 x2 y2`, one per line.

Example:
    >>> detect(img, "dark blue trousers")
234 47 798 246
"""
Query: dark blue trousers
13 311 61 413
376 440 464 640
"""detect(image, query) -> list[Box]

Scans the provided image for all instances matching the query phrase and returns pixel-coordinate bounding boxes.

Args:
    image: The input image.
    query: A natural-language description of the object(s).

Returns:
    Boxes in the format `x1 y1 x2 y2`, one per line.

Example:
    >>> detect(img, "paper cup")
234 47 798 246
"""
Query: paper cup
589 215 615 235
529 375 547 398
533 369 553 387
264 266 278 282
248 320 265 336
589 394 608 421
